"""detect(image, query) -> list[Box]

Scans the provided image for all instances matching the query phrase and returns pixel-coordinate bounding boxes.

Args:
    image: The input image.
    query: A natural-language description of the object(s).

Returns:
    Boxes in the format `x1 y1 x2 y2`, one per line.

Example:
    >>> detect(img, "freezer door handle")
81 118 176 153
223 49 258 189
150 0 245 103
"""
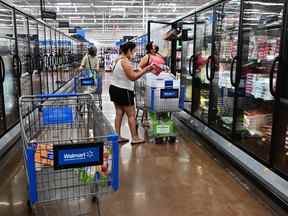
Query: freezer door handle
0 56 5 82
65 54 69 65
60 54 64 66
12 55 22 78
55 54 59 67
37 55 43 71
26 54 33 75
230 56 237 87
188 55 194 76
48 54 53 68
206 55 215 82
52 54 56 67
269 56 279 97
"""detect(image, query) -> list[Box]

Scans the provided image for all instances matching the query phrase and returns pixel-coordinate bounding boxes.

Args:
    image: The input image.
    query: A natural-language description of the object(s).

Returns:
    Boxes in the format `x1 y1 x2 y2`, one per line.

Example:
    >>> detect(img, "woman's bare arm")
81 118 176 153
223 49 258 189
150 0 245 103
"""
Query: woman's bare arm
122 59 153 81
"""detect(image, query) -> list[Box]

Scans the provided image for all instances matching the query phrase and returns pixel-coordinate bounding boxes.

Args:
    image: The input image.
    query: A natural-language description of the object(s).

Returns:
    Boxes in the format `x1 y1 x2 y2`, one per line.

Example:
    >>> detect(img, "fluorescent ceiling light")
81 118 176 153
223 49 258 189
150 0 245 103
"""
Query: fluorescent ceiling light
55 3 72 6
245 1 283 6
111 8 125 12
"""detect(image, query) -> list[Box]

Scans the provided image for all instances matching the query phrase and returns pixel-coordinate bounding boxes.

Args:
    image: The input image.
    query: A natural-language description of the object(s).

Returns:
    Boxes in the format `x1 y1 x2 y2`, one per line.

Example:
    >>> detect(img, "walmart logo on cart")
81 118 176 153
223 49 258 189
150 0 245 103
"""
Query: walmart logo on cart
58 147 101 166
64 151 95 161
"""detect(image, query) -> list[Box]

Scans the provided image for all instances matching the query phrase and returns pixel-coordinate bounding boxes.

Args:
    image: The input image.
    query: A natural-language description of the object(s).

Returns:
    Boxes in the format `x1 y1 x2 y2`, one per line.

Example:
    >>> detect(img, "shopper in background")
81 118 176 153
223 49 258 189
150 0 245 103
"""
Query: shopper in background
139 41 165 70
109 42 156 145
79 46 102 93
80 46 100 73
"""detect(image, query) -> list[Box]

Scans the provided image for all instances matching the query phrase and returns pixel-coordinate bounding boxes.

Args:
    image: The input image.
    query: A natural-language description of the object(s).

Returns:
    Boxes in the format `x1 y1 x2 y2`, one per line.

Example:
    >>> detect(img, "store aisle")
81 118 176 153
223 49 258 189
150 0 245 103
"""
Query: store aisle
0 72 276 216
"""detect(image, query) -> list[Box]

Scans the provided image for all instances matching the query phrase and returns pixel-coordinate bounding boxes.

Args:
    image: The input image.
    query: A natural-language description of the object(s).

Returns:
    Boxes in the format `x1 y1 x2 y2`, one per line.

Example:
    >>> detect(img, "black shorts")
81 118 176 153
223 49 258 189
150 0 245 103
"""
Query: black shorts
109 85 135 106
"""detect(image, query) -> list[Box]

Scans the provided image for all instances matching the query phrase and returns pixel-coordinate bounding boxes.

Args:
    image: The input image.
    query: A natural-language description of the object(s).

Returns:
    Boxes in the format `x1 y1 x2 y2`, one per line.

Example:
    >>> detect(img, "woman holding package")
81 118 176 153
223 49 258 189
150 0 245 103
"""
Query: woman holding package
109 42 156 145
139 42 166 70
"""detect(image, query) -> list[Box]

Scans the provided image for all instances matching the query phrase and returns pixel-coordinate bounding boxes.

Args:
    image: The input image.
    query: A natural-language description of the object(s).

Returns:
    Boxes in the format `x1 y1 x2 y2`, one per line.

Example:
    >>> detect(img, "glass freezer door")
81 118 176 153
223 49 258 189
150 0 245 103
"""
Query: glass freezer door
209 0 241 137
148 21 172 68
270 2 288 178
272 102 288 178
193 8 214 123
0 5 19 133
28 18 41 95
16 13 31 96
46 27 53 93
180 17 195 114
234 0 285 163
39 24 48 94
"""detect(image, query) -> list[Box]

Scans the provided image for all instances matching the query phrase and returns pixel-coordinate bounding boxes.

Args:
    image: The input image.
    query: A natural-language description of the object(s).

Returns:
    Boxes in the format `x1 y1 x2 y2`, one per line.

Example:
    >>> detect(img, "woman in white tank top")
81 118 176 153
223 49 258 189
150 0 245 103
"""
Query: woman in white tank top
109 42 156 145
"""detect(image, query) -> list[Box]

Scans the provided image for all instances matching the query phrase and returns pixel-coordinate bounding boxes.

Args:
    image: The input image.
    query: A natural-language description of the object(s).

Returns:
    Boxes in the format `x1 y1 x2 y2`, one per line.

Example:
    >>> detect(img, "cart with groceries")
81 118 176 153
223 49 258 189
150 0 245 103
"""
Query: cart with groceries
19 93 119 216
135 66 180 144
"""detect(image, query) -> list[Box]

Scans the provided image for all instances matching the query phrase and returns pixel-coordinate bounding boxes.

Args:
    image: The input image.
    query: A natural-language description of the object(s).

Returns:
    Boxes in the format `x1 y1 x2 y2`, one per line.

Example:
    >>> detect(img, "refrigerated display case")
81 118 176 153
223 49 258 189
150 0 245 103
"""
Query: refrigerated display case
15 12 31 97
58 33 64 86
39 24 48 94
28 18 41 95
209 0 241 138
46 25 53 93
174 0 288 208
193 8 214 124
180 15 195 113
233 0 285 163
0 5 19 135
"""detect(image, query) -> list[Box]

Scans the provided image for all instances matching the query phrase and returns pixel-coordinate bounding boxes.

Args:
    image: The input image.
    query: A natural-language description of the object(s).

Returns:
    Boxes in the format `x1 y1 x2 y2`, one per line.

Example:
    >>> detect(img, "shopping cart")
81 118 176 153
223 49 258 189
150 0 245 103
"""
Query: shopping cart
73 69 103 110
19 93 119 216
135 72 180 143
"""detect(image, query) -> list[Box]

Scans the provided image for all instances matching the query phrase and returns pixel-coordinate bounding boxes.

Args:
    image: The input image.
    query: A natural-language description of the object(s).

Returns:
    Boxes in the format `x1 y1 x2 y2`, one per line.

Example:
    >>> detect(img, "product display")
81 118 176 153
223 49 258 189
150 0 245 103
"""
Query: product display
245 73 273 100
79 145 112 186
145 72 180 112
35 143 54 170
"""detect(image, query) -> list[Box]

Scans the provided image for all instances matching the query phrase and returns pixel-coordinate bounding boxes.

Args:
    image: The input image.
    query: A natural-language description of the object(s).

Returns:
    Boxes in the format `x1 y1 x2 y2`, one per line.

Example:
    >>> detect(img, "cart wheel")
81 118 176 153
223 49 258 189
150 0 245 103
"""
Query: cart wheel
168 136 176 144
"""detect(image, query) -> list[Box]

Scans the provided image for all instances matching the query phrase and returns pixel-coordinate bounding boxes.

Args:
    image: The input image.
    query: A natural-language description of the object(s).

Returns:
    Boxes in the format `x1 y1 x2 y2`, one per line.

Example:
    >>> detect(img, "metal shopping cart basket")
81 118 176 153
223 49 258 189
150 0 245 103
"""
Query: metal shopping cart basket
134 76 149 126
74 69 103 110
19 93 119 216
135 73 180 143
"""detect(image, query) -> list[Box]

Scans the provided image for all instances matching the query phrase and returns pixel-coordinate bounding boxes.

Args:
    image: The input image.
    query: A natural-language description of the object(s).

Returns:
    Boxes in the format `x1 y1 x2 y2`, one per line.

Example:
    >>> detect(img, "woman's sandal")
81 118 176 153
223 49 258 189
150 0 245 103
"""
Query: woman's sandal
131 138 146 145
118 137 130 143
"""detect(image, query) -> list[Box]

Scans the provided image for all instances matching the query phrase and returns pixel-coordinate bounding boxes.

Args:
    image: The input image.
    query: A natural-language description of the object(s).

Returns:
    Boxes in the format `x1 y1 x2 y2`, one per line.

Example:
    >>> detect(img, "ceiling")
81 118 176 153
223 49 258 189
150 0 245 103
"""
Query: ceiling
10 0 211 46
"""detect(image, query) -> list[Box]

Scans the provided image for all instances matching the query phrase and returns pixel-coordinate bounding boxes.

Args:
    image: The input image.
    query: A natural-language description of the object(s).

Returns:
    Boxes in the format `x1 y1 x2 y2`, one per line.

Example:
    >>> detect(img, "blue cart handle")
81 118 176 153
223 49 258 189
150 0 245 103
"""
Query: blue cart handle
36 93 80 98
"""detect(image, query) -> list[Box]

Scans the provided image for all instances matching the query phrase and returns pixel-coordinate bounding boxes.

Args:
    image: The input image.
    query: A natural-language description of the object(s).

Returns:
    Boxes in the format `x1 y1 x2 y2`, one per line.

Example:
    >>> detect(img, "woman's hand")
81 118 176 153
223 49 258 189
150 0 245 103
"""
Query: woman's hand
143 64 155 73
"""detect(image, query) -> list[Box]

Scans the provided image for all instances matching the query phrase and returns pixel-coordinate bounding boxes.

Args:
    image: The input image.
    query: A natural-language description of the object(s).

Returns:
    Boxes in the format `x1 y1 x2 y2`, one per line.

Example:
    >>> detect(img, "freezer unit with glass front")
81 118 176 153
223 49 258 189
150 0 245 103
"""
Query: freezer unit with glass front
0 1 83 143
174 0 288 208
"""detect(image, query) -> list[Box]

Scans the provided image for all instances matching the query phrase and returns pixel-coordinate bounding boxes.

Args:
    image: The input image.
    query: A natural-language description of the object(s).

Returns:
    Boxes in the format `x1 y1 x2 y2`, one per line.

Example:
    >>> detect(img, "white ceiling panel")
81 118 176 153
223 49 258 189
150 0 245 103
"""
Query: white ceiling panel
11 0 212 45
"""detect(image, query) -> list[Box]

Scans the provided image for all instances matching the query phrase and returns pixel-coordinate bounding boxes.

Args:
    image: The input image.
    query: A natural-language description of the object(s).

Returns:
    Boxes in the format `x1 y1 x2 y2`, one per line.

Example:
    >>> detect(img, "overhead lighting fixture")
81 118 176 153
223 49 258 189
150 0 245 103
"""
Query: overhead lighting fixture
111 8 126 12
55 3 72 6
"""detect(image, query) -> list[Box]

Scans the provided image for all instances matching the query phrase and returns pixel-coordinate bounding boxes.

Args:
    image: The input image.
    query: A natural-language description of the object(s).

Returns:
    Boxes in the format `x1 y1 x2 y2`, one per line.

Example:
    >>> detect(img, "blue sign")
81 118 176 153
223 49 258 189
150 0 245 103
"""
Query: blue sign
80 77 95 86
165 80 174 88
160 89 179 99
42 106 74 125
54 143 104 170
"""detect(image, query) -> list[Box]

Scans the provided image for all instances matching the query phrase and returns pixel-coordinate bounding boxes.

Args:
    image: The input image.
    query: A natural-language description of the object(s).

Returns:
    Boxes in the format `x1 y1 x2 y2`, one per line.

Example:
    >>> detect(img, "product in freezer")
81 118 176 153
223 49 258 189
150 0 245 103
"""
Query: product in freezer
244 111 272 136
260 124 272 145
245 73 273 100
